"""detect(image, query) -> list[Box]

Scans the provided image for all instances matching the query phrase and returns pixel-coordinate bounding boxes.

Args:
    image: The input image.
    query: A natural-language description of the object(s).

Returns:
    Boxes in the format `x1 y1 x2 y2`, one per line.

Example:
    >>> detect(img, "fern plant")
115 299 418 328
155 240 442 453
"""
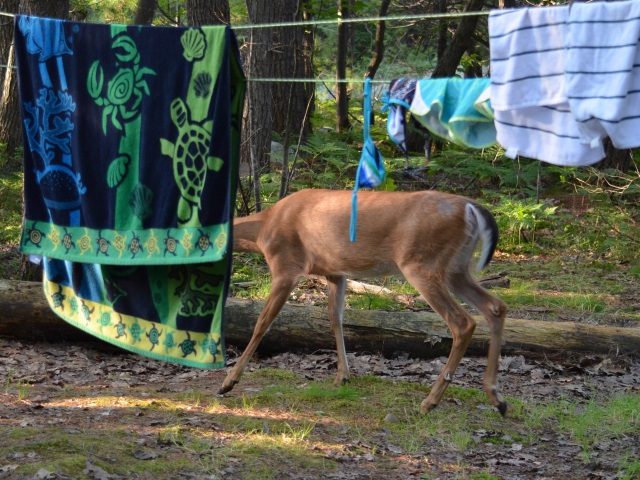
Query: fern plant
489 194 558 246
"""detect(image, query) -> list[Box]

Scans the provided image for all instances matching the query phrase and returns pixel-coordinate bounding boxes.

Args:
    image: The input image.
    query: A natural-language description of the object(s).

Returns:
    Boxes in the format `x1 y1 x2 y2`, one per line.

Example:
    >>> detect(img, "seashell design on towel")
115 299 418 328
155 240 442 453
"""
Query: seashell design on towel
181 28 206 62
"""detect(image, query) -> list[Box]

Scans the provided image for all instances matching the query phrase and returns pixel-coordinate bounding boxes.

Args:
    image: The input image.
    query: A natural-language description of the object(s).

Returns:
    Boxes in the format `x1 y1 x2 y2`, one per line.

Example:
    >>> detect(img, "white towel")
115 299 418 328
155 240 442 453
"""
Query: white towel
489 6 605 166
566 0 640 150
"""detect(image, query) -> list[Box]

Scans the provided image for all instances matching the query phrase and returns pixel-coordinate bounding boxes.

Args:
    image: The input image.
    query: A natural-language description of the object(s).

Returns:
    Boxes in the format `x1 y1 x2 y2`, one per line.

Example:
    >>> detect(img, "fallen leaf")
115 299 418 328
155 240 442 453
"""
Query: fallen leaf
132 450 159 460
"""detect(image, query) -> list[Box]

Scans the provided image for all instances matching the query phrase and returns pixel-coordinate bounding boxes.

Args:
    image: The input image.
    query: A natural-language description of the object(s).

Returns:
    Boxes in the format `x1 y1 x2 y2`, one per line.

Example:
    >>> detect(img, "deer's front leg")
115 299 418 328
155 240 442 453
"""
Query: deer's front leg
326 275 350 386
218 275 299 395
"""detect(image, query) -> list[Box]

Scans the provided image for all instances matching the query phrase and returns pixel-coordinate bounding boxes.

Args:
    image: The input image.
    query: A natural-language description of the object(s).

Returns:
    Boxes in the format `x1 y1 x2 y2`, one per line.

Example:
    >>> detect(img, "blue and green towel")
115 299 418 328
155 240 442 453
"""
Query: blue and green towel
410 77 495 149
16 16 245 368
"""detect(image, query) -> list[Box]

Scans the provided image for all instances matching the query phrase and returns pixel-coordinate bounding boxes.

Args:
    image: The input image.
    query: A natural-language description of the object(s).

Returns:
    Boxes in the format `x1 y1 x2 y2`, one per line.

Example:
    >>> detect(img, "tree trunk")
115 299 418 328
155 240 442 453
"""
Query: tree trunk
336 0 349 131
431 0 485 78
0 1 21 169
11 0 69 279
364 0 391 80
599 139 633 173
271 0 312 139
133 0 158 25
0 0 19 99
242 0 277 211
436 0 448 61
2 280 640 358
186 0 230 26
0 30 21 170
19 0 69 18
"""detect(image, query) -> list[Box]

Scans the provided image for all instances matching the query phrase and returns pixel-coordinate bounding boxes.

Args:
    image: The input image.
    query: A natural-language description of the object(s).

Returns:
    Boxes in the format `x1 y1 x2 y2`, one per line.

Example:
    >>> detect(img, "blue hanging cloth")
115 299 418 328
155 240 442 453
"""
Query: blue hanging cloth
350 78 385 242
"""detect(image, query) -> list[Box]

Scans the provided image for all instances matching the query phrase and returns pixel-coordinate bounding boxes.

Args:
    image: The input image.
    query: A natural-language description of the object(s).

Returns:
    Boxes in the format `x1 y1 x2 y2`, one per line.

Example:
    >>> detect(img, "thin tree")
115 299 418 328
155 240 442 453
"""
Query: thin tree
431 0 485 78
336 0 349 131
364 0 391 80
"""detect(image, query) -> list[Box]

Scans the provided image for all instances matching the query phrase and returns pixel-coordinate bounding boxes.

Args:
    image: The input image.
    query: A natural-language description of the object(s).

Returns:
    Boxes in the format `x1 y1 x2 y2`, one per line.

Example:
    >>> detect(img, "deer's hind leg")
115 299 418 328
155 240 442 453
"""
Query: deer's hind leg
450 270 508 415
401 265 477 414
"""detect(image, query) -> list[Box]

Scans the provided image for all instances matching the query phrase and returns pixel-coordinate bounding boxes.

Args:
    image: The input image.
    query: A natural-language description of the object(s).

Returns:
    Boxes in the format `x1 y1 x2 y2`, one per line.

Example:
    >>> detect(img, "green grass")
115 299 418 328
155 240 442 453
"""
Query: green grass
3 365 640 479
0 171 23 244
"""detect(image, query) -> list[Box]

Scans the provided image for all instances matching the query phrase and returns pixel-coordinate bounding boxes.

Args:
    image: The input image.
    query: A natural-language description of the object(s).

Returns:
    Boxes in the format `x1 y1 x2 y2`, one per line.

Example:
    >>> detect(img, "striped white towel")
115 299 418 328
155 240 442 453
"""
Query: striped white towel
489 5 605 166
566 0 640 150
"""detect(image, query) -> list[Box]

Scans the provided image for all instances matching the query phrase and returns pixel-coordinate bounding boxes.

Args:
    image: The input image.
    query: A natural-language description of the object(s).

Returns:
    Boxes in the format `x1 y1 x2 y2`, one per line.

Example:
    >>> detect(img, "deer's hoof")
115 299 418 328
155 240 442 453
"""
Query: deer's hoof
420 400 437 415
217 380 238 395
497 400 508 417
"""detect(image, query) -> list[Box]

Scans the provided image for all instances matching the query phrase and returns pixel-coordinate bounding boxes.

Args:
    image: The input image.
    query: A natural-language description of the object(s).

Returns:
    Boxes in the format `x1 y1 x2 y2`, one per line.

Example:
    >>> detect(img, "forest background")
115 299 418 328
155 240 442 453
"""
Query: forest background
1 2 640 479
0 0 639 324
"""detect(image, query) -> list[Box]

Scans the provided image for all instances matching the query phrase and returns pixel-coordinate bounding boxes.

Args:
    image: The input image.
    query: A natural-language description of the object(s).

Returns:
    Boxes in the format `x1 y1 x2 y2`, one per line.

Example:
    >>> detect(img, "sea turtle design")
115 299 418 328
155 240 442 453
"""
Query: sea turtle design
164 230 178 257
23 222 45 248
130 320 145 344
97 311 112 332
80 300 95 324
205 336 221 362
178 331 197 358
163 332 176 353
128 232 142 258
96 230 110 256
115 315 127 339
62 228 75 254
160 98 222 225
146 325 162 351
196 229 212 256
50 285 66 309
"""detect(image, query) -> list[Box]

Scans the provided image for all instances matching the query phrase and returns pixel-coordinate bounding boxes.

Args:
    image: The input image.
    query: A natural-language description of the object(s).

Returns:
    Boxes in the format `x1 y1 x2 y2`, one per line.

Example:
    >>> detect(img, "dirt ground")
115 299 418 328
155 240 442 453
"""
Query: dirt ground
1 243 640 479
1 337 639 480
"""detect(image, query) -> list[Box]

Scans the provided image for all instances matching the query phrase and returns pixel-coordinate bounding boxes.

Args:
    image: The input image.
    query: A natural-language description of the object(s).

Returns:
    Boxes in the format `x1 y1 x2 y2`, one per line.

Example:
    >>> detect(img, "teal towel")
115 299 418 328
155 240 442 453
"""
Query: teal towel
410 77 496 149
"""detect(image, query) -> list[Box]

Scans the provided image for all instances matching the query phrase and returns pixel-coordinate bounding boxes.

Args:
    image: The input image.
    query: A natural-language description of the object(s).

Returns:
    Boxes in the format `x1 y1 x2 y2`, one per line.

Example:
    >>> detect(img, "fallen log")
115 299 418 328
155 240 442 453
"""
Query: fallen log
1 279 639 358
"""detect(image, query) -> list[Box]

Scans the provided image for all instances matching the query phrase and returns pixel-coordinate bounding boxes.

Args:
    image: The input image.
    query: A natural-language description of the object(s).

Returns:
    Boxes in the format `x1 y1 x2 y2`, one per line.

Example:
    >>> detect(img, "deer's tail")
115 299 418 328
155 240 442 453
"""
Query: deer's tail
465 202 499 272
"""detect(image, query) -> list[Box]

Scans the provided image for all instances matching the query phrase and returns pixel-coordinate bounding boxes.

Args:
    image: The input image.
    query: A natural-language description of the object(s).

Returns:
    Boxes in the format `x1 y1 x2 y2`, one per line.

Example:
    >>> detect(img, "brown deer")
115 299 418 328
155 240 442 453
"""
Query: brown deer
219 189 508 415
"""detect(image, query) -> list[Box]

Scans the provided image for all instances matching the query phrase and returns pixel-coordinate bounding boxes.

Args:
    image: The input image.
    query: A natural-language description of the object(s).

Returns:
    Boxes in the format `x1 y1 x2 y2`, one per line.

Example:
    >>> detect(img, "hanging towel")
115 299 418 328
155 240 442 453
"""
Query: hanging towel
489 5 605 166
409 77 496 149
350 77 385 242
381 77 417 156
566 0 640 150
16 16 245 368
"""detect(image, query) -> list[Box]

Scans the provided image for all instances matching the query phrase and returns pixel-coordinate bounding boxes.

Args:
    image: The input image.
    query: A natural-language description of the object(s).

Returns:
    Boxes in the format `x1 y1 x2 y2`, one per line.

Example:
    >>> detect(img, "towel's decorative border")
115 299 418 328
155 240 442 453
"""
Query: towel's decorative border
22 221 229 265
43 279 226 369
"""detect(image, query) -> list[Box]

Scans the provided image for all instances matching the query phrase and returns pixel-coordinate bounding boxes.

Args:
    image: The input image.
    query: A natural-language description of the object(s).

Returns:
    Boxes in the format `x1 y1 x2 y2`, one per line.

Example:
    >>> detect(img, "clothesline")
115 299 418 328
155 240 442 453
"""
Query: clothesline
231 11 490 30
0 9 490 27
0 8 489 83
0 62 417 84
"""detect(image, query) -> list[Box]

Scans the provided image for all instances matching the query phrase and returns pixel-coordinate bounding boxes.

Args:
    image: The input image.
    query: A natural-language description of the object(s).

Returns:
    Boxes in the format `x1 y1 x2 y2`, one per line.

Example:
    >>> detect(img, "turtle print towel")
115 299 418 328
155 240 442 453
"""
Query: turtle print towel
15 16 245 368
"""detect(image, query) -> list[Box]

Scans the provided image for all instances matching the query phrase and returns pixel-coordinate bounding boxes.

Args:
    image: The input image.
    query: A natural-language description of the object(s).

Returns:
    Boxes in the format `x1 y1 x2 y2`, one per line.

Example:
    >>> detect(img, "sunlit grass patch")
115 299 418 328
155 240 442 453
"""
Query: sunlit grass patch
522 392 640 465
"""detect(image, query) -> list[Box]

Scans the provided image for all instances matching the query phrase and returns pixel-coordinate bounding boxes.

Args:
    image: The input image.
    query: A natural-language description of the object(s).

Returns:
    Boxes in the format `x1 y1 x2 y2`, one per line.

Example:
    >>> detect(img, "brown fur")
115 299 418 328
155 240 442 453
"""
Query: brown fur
222 189 508 415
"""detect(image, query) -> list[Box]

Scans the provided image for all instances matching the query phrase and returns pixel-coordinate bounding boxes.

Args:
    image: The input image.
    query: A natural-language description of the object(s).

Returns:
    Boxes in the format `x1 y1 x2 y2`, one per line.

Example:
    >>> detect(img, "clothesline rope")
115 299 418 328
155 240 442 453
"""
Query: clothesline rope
0 9 490 82
231 11 490 30
0 9 489 26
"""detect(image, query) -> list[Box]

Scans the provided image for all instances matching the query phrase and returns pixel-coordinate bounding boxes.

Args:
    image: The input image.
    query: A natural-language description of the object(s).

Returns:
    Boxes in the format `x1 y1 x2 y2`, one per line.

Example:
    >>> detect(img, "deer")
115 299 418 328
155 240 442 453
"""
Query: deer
219 189 508 415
